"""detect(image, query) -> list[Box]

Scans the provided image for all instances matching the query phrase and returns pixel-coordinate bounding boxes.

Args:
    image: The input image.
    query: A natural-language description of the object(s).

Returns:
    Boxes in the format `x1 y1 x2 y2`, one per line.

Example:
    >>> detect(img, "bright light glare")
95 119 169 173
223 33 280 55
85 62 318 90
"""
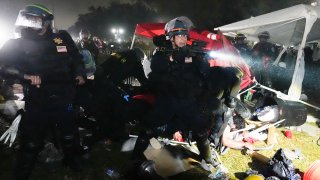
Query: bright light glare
119 28 124 34
208 51 218 58
117 38 122 43
208 50 242 64
0 20 12 48
111 28 116 33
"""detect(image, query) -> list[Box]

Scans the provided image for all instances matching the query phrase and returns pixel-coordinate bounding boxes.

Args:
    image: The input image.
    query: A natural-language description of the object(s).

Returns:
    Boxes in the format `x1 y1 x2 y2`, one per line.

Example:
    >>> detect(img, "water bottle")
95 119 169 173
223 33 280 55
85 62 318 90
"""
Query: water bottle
105 168 120 179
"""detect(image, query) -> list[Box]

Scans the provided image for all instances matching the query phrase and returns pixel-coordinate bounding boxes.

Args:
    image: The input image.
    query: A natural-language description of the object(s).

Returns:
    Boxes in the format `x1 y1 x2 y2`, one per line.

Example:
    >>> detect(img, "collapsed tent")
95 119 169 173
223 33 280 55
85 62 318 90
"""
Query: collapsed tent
215 4 320 100
131 23 253 90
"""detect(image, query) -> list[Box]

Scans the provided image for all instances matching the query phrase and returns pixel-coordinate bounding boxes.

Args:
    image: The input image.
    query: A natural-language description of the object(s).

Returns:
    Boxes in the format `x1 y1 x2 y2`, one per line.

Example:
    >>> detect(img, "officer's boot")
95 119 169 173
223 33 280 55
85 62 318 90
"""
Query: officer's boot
12 141 43 180
138 160 166 180
194 131 213 164
61 135 82 172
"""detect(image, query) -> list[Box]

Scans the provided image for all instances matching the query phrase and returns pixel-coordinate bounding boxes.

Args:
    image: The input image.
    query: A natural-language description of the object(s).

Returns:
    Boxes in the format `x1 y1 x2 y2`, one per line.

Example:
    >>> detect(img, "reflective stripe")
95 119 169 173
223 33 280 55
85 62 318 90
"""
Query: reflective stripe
28 4 53 15
170 28 187 32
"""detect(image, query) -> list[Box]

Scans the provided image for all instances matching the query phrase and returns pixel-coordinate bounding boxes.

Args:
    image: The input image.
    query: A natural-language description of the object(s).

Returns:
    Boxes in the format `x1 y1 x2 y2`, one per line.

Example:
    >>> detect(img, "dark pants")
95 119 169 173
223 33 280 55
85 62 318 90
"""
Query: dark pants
134 94 215 162
13 95 78 180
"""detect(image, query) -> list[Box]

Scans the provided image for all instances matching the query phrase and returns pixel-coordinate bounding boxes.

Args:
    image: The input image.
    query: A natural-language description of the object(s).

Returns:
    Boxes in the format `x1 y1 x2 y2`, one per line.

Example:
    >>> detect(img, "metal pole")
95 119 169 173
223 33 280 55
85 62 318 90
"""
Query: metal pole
130 34 136 49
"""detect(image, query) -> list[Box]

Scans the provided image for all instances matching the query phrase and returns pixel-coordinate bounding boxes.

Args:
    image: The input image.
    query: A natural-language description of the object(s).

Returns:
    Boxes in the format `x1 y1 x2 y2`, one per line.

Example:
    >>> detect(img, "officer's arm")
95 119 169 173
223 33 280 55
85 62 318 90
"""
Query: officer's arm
0 39 24 78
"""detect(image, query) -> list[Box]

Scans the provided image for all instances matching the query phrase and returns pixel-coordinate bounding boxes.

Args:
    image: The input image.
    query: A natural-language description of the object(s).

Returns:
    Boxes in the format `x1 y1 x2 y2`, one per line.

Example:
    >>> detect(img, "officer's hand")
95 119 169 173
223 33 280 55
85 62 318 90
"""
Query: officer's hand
75 76 85 85
24 75 41 88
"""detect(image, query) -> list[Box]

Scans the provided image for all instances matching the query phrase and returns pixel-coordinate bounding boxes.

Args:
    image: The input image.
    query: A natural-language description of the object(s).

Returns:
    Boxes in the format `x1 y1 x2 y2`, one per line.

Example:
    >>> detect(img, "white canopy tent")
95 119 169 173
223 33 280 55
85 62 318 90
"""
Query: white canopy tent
215 4 320 101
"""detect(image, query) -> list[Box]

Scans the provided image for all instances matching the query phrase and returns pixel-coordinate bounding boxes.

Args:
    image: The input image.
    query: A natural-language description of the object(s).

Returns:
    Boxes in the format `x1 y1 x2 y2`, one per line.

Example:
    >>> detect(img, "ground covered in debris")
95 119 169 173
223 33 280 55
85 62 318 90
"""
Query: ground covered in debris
0 125 319 180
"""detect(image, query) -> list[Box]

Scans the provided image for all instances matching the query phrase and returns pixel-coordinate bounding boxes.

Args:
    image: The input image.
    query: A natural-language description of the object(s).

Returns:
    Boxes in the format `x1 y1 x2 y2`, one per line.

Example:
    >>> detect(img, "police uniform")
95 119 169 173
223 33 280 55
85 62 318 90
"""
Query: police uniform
136 47 215 162
100 50 148 87
0 29 85 179
234 43 252 64
252 40 276 85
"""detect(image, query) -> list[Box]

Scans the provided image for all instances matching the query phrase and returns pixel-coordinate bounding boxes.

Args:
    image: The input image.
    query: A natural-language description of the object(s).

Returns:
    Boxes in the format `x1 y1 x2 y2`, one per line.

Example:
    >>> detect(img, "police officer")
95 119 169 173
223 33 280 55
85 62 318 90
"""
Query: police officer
76 29 100 64
0 4 85 179
100 48 148 88
135 17 214 165
252 31 276 86
234 33 252 64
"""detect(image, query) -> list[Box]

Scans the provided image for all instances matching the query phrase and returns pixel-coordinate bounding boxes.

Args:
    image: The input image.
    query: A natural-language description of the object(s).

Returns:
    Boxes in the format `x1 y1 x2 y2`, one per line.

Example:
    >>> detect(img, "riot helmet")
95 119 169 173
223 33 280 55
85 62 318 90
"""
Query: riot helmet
79 29 91 41
235 33 246 41
165 16 193 39
15 4 53 30
258 31 270 40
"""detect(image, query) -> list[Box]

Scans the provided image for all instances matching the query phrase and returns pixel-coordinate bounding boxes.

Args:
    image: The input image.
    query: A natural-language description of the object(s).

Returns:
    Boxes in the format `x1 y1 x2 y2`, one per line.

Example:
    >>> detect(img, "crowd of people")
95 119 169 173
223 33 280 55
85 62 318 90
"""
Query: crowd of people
0 3 318 180
233 30 320 96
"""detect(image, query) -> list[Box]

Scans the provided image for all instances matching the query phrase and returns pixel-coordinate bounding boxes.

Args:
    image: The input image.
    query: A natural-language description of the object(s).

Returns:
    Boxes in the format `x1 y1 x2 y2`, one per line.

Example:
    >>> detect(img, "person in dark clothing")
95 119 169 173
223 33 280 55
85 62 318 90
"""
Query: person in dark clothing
234 33 252 65
76 29 100 64
100 48 148 88
0 4 85 179
252 31 276 86
134 17 215 165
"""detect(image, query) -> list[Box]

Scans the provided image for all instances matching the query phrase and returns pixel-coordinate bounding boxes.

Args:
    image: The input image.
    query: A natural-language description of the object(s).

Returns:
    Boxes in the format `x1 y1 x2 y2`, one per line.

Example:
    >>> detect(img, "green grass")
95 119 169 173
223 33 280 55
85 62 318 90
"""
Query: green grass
220 128 320 179
1 128 319 180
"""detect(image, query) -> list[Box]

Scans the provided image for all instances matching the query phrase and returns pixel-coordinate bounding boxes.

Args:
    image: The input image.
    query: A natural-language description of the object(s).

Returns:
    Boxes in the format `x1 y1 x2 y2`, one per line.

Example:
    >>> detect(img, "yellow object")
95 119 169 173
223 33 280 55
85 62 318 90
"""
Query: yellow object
244 174 264 180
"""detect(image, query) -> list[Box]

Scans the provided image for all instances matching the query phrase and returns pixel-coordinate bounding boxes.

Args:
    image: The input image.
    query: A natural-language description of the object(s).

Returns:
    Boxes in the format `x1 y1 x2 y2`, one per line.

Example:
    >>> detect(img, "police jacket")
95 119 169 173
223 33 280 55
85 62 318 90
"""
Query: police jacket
0 29 85 99
234 43 251 58
252 41 276 60
148 46 210 99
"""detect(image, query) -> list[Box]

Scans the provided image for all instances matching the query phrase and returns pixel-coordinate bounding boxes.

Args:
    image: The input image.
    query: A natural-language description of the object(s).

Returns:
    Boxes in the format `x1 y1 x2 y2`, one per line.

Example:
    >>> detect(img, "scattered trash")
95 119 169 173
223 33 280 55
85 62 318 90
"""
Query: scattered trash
121 137 137 152
283 148 303 160
265 176 281 180
105 168 121 179
173 131 184 142
284 130 293 139
149 137 161 149
208 168 229 180
268 149 301 179
254 105 279 122
0 113 22 147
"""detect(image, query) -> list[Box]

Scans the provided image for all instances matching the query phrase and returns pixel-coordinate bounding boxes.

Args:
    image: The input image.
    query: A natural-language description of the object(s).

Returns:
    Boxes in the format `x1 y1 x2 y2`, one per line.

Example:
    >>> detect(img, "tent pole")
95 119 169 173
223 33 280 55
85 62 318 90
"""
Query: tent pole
273 46 287 65
288 12 317 100
130 34 136 50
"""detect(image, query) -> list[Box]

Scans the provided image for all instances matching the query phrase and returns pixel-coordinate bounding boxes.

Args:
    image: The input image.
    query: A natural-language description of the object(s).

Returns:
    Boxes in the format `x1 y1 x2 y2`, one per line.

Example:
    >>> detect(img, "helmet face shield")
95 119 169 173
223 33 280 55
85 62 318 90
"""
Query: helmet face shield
170 30 189 38
165 16 193 39
15 10 43 29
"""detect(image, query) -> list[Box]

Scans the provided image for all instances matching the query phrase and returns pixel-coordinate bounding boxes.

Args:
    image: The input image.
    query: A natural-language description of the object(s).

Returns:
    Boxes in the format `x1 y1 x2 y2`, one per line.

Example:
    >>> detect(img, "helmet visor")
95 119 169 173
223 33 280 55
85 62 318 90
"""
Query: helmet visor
15 10 43 29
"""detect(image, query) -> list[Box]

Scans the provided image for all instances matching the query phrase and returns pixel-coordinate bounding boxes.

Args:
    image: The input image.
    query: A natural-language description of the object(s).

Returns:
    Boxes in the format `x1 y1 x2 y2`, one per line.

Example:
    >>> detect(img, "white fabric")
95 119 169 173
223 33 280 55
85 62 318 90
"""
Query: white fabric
215 4 320 100
215 4 320 46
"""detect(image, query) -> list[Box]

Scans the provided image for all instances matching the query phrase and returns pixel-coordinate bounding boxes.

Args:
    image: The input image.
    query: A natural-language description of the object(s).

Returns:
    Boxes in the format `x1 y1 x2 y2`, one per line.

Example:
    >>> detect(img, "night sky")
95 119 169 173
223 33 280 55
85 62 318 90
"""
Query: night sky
0 0 311 39
0 0 130 33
